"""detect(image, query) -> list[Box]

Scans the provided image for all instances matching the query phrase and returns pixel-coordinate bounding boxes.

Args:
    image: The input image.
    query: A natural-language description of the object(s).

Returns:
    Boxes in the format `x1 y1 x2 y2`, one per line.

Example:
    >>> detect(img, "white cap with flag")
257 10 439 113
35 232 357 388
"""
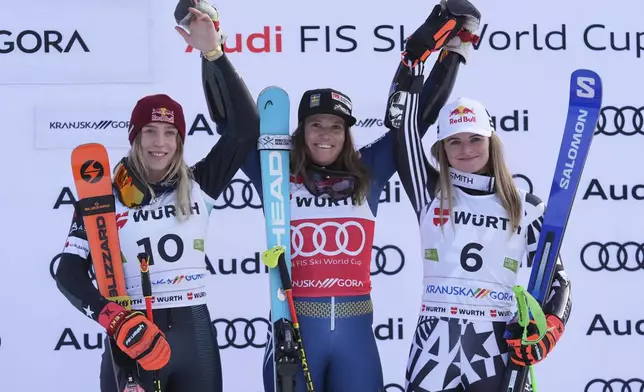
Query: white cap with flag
435 97 495 144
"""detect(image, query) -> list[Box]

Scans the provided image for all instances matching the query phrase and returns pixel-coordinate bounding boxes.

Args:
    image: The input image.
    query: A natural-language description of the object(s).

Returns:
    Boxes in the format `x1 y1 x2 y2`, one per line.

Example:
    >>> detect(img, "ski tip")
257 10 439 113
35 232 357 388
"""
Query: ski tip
73 142 103 151
257 85 289 98
257 86 289 102
71 143 108 159
257 86 290 112
571 68 600 80
569 69 602 106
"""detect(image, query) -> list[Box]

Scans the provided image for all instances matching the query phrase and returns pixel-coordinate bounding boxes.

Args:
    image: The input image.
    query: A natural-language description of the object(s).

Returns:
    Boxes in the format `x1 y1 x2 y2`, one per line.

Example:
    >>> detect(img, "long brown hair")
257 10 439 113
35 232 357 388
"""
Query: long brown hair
430 133 522 232
290 122 370 204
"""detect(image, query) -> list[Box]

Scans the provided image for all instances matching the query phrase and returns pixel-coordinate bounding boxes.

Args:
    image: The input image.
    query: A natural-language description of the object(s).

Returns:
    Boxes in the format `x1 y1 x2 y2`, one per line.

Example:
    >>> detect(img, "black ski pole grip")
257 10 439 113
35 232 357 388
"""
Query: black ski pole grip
277 252 292 291
137 252 152 297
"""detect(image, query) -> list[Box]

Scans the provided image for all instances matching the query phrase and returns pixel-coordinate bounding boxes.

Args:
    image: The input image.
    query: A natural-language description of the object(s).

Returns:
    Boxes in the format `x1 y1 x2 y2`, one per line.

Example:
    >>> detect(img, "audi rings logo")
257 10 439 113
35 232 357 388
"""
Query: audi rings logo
585 378 644 392
49 253 96 282
512 173 533 194
580 242 644 272
371 245 405 276
292 221 366 257
596 106 644 136
50 253 63 280
213 179 261 210
212 178 404 209
384 383 404 392
212 317 270 349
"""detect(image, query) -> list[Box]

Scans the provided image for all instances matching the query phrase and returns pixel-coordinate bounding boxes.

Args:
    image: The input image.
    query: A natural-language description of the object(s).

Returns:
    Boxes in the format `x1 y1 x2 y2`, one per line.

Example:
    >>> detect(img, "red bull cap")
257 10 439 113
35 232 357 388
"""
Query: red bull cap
128 94 186 145
436 97 495 144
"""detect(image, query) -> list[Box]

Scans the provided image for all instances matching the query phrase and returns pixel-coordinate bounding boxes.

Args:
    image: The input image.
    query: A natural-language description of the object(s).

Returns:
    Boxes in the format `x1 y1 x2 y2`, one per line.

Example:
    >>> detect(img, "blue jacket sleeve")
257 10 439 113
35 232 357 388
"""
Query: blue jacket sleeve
359 131 397 207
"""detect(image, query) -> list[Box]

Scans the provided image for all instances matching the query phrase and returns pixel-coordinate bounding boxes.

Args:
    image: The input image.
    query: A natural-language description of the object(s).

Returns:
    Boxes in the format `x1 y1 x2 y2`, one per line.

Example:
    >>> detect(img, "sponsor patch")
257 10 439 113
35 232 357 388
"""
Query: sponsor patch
151 108 175 123
63 236 90 258
334 104 350 115
331 92 352 110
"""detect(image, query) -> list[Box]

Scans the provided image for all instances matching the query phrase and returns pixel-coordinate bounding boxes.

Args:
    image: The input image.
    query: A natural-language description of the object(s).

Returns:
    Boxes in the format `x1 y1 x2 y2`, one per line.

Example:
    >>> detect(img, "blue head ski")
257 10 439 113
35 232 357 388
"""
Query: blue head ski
258 85 291 317
257 86 293 392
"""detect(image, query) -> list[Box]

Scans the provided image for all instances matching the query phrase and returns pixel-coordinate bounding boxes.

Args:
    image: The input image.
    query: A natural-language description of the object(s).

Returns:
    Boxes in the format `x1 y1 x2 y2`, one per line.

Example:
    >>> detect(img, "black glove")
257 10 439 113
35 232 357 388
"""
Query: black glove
403 0 481 66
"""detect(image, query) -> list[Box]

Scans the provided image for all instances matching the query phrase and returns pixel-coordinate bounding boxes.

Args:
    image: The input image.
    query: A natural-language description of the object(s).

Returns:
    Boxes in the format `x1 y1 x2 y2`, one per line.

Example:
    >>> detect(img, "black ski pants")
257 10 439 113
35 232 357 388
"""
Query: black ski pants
100 304 222 392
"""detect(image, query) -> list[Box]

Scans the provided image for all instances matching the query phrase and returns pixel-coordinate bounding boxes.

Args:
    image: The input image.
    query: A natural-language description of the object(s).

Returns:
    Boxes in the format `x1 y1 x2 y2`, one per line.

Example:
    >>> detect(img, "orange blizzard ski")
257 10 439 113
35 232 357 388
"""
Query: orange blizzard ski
71 143 130 309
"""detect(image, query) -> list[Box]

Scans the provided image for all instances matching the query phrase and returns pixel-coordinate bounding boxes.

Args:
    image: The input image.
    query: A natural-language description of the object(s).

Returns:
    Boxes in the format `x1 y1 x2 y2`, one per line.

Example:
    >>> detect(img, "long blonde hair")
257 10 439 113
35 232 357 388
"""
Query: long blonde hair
128 134 194 220
430 133 522 232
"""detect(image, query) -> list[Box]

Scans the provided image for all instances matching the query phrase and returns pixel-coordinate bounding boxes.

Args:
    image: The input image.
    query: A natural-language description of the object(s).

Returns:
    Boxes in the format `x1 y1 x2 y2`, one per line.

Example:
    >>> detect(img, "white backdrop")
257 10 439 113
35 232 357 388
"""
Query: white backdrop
1 0 643 391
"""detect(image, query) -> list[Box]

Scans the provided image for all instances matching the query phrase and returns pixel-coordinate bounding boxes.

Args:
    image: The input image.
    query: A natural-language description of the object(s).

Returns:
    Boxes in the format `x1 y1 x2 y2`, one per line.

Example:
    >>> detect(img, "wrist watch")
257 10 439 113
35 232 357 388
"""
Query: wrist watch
201 46 223 61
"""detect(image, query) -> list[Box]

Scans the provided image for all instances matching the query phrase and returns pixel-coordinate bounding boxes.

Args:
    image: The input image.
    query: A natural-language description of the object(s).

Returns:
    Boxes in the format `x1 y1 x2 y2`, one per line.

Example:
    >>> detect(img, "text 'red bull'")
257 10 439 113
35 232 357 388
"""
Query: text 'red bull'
449 105 477 125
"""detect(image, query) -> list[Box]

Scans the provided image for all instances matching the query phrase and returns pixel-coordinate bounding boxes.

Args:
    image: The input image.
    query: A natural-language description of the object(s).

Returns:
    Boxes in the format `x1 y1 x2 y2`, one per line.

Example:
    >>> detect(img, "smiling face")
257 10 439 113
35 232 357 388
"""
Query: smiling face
139 122 179 182
443 132 490 173
303 113 346 166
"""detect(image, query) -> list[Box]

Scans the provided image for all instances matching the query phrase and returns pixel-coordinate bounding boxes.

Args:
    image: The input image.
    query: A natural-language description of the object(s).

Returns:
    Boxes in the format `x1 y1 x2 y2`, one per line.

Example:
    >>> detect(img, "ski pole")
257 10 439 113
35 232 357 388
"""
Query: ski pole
137 253 162 392
262 246 314 392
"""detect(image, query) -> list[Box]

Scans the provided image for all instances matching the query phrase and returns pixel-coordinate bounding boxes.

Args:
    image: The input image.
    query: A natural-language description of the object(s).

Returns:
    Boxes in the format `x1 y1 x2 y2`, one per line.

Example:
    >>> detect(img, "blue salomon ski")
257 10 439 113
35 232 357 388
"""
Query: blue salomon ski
500 69 603 392
257 86 296 392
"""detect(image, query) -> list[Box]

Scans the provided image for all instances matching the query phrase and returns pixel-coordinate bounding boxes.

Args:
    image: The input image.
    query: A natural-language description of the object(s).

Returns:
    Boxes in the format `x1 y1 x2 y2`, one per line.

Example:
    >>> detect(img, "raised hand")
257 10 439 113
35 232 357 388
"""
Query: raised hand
175 0 224 57
403 0 481 66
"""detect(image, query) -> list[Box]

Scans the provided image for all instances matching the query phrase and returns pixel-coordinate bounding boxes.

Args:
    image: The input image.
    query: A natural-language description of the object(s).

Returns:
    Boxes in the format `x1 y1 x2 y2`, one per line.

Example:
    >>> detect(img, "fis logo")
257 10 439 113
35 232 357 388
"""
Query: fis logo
448 106 477 125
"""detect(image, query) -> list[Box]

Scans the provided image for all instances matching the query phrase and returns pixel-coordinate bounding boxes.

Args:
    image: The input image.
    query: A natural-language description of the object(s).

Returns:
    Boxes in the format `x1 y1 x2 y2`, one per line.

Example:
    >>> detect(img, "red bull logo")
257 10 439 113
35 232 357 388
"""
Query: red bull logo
151 107 175 124
448 105 477 125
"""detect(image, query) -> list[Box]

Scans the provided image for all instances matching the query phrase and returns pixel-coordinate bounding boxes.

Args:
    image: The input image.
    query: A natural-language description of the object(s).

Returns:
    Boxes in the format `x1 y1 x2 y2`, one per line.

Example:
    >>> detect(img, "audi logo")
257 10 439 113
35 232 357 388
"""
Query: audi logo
585 378 644 392
50 253 62 279
512 173 533 194
49 253 96 282
212 179 262 210
212 317 270 349
596 106 644 136
290 222 404 275
580 242 644 272
383 383 404 392
371 245 405 276
292 221 366 258
213 178 402 209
